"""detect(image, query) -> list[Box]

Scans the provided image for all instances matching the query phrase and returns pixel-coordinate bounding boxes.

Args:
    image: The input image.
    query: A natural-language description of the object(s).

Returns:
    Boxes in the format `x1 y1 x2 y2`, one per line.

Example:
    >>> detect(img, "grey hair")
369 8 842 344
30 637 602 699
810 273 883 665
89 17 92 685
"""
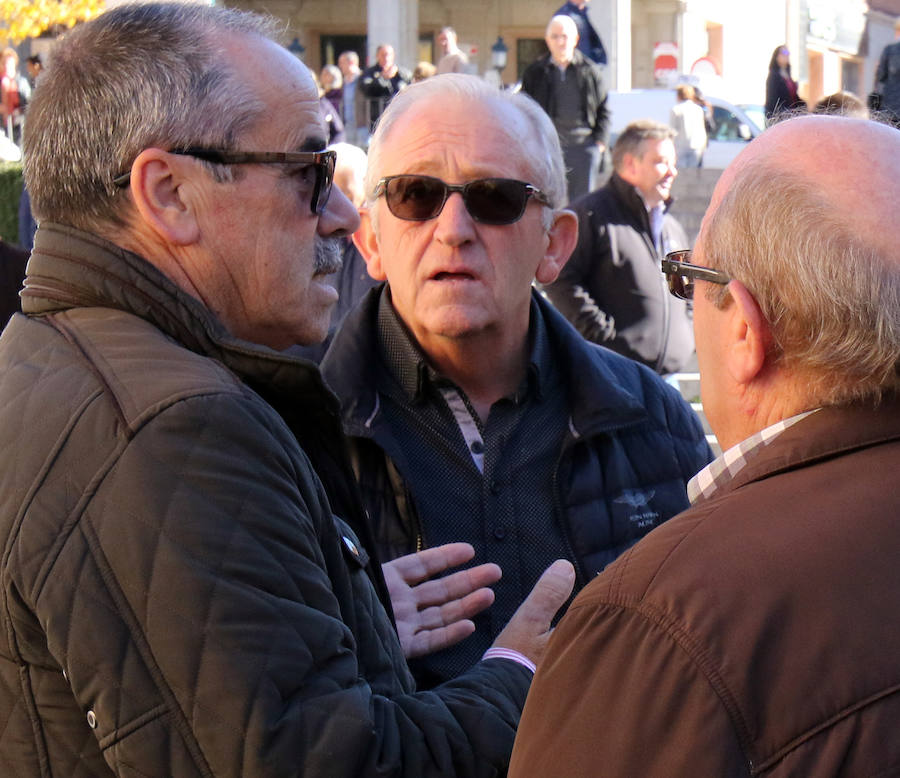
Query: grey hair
24 2 279 233
546 15 578 38
320 64 342 90
365 73 567 231
611 119 676 171
703 161 900 406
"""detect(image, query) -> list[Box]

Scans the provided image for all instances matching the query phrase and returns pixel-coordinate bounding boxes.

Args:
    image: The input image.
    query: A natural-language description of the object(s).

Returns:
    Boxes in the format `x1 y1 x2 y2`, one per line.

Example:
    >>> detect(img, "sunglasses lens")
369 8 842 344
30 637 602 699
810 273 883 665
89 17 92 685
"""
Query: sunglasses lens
667 273 692 300
313 154 336 214
385 176 447 220
465 179 528 224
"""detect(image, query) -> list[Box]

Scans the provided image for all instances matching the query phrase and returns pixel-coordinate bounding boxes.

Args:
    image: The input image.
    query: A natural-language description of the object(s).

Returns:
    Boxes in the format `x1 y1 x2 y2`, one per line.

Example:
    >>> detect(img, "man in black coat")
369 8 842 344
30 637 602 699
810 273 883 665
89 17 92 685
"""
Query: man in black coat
521 14 608 201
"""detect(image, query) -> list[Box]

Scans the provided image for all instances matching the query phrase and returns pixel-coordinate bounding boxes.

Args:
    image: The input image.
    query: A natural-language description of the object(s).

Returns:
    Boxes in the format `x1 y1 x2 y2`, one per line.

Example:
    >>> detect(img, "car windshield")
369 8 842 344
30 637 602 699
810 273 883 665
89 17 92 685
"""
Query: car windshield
738 104 766 132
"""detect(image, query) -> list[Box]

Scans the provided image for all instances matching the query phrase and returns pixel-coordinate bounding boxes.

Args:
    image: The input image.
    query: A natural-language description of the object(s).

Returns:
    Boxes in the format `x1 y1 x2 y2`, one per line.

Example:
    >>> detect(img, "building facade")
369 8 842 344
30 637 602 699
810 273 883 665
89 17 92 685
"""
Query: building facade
226 0 897 107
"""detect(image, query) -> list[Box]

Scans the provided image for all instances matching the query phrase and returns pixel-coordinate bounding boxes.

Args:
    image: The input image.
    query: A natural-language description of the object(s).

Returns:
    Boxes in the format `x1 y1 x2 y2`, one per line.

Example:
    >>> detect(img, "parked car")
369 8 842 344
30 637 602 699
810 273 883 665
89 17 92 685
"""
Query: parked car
605 89 763 168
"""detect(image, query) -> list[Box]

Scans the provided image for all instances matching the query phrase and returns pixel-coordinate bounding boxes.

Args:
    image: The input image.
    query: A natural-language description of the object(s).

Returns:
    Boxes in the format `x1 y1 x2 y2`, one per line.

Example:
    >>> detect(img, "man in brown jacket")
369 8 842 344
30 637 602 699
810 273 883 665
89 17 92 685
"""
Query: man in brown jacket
509 115 900 776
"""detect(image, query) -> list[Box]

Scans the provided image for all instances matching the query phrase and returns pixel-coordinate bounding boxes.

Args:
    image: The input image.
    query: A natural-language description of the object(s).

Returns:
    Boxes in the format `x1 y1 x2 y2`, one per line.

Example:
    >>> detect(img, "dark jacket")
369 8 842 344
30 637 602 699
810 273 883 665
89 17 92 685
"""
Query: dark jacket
358 64 411 132
875 39 900 119
0 224 532 777
541 173 694 374
0 239 28 327
322 287 711 598
511 398 900 776
520 50 609 146
765 68 804 119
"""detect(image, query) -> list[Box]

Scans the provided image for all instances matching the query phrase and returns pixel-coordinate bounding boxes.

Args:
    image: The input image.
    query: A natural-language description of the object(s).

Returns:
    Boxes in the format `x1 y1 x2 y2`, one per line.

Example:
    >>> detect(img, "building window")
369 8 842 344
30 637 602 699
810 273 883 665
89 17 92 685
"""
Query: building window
841 58 861 96
516 38 548 81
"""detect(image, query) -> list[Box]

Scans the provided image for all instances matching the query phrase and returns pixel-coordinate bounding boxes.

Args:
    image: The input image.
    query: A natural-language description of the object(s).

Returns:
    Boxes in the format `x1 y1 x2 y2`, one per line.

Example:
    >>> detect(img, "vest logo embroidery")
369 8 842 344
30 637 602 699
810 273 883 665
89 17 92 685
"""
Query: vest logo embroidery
614 489 660 529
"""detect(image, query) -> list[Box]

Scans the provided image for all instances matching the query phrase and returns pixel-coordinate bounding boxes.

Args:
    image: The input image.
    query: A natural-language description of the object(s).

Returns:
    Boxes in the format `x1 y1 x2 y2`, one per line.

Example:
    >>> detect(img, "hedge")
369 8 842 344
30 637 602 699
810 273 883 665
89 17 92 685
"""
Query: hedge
0 162 23 247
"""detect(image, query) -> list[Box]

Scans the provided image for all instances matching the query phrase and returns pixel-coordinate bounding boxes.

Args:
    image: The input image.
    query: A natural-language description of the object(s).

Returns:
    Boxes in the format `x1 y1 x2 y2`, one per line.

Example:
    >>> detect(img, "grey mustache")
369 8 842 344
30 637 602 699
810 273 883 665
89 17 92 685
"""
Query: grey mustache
314 239 343 275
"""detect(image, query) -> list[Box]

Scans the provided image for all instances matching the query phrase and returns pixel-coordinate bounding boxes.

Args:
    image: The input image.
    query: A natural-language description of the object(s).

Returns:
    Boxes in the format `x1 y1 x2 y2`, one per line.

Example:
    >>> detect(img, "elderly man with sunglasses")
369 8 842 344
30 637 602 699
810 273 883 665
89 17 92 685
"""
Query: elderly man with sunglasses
510 115 900 776
320 74 711 690
0 5 585 777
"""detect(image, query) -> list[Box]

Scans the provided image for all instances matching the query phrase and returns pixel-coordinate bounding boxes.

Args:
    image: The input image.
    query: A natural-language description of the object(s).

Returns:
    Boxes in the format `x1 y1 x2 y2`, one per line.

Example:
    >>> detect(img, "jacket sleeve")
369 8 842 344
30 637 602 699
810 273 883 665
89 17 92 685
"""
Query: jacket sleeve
875 47 889 91
541 206 618 345
508 599 749 777
50 390 529 777
589 67 609 145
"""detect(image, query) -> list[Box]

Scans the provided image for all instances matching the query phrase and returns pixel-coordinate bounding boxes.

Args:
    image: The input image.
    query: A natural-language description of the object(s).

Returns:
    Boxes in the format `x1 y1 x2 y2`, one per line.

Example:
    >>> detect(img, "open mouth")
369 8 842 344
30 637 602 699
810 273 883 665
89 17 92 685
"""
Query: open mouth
432 271 475 281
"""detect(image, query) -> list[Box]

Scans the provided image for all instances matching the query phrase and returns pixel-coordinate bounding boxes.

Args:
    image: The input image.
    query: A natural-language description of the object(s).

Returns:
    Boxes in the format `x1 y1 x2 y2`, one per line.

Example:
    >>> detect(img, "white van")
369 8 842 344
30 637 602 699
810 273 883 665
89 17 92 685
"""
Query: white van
606 89 763 168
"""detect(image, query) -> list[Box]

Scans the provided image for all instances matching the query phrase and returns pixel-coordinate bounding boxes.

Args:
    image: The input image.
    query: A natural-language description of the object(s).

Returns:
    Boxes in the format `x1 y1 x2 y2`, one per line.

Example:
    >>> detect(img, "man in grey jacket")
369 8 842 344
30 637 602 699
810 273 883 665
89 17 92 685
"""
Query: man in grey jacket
0 4 574 776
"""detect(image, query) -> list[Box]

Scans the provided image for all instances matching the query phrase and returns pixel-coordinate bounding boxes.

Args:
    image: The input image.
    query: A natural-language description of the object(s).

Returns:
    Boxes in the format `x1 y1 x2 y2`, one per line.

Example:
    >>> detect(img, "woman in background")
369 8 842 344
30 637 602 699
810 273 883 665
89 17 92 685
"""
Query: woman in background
765 45 806 121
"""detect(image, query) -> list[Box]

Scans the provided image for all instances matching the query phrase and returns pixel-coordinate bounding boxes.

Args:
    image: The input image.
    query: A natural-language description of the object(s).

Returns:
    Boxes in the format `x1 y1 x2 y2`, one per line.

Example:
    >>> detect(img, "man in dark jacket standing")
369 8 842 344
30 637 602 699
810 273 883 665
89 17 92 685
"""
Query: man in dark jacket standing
0 5 576 776
521 14 608 201
321 74 711 690
358 43 411 135
511 115 900 776
542 119 695 374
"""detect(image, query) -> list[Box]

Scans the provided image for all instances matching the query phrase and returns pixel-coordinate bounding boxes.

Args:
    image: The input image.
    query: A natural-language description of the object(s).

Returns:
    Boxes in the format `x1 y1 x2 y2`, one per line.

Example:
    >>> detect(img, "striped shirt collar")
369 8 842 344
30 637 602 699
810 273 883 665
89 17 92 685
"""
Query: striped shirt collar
687 409 819 504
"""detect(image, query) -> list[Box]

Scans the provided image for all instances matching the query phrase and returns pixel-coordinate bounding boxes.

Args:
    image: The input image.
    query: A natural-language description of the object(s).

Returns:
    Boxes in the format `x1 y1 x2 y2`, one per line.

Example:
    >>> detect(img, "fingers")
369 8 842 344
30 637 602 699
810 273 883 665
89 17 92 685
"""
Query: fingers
411 562 502 609
405 619 477 659
388 542 477 585
415 586 495 631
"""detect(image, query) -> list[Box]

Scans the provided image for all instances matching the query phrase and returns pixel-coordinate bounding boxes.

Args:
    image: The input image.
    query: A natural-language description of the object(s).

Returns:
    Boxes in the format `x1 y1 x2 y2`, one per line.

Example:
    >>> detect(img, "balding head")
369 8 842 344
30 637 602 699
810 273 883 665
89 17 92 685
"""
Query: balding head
545 16 578 66
697 115 900 406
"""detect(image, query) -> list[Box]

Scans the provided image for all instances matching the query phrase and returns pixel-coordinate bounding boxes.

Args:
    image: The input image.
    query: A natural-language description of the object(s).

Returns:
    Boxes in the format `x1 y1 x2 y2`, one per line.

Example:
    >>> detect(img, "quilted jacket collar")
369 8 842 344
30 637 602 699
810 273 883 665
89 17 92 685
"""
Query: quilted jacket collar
23 223 341 416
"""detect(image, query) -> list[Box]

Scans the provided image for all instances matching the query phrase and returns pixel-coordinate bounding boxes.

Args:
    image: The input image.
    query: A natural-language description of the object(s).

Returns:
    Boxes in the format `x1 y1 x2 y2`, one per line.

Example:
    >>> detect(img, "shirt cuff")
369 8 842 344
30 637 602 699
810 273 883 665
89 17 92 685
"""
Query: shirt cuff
481 647 536 674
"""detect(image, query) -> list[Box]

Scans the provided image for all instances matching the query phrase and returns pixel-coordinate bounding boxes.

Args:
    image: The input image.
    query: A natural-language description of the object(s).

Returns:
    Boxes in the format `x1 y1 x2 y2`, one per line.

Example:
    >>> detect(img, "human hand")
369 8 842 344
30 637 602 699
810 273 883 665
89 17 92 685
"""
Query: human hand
489 559 575 666
384 543 502 659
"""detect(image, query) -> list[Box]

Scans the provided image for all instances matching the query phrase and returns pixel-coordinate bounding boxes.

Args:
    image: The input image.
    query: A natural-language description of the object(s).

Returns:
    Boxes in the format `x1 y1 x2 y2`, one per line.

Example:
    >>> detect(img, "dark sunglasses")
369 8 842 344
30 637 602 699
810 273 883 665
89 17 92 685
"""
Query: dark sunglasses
373 174 552 225
662 249 731 300
113 148 336 215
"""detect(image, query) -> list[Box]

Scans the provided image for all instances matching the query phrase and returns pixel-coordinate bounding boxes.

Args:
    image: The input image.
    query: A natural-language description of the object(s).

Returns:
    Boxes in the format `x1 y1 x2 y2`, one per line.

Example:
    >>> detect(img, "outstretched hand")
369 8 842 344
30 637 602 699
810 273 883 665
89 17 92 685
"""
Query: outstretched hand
384 543 501 659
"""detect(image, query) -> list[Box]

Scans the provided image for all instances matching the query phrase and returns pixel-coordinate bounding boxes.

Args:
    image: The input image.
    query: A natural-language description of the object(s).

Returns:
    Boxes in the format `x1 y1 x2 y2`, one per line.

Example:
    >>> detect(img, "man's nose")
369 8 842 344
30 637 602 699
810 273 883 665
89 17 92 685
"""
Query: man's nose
317 185 360 238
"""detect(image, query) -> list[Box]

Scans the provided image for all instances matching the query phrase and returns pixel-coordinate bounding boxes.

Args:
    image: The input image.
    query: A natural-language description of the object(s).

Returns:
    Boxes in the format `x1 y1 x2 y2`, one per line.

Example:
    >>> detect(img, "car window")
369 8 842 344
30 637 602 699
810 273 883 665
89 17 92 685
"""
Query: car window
710 106 749 141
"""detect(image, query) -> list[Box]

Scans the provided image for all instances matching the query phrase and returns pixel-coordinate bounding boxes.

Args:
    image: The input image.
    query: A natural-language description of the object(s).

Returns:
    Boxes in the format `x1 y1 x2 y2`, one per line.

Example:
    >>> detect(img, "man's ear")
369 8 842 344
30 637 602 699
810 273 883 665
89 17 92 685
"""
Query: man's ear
724 280 774 386
535 209 578 284
126 148 200 246
353 207 388 281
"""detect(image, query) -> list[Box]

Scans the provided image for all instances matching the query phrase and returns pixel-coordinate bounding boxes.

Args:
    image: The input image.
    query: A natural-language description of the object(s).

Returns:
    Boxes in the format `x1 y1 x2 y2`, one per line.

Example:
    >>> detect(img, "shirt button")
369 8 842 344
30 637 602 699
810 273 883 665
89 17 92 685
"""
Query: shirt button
493 526 507 540
471 439 484 455
86 710 97 729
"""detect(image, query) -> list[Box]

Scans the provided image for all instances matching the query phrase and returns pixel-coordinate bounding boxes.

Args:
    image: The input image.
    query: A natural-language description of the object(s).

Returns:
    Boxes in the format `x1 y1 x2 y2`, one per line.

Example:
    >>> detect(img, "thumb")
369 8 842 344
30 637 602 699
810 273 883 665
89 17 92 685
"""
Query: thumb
518 559 576 628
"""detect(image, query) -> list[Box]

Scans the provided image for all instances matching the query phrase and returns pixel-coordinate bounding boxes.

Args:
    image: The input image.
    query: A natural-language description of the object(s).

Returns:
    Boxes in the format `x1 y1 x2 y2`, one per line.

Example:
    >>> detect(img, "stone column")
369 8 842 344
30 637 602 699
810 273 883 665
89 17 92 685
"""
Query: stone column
366 0 418 71
589 0 632 90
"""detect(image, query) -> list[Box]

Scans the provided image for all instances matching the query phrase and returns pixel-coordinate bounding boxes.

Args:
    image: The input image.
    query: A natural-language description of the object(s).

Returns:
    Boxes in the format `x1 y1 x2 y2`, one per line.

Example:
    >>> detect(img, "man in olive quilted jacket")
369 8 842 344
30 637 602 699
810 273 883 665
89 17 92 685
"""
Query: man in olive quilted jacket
0 4 575 776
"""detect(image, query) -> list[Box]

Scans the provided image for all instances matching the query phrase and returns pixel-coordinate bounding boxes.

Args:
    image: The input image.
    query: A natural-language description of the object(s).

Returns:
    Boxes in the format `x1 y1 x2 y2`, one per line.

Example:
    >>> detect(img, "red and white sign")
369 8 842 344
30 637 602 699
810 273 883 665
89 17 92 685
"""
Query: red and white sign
653 41 678 82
